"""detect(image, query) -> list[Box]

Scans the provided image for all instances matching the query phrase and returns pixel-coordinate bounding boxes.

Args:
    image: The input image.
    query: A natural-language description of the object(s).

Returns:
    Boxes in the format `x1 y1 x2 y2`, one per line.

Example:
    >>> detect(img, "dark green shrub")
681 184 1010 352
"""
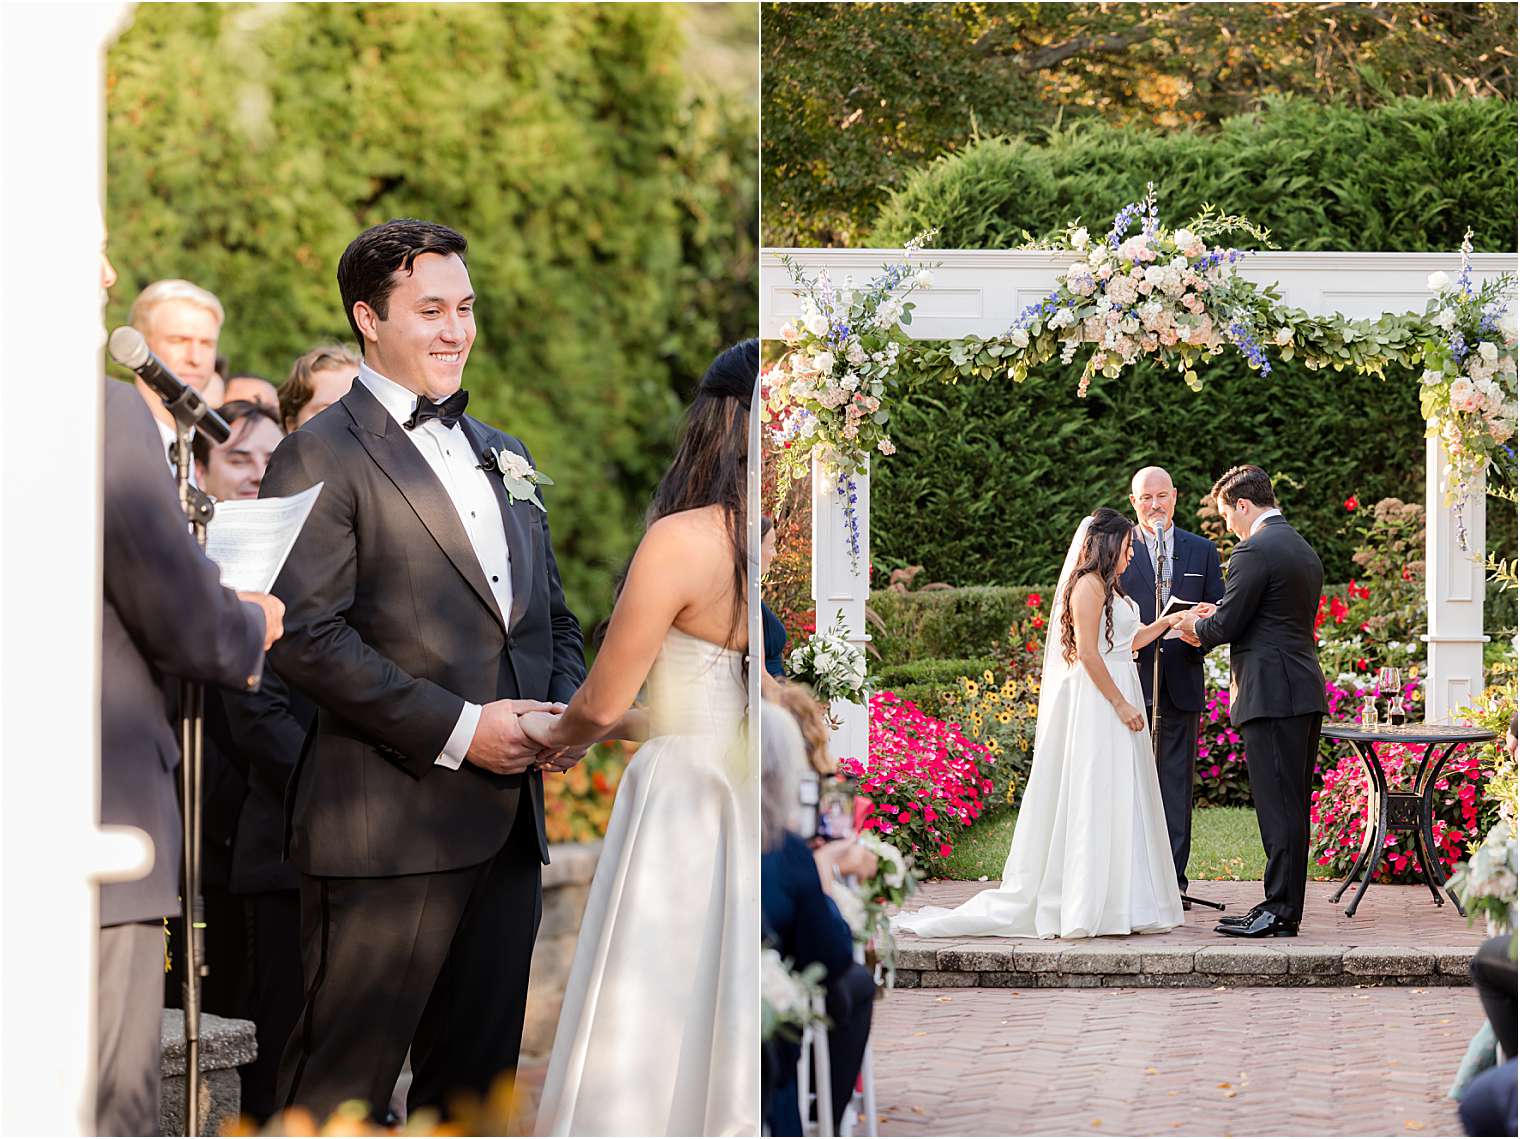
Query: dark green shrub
871 96 1518 252
870 586 1052 665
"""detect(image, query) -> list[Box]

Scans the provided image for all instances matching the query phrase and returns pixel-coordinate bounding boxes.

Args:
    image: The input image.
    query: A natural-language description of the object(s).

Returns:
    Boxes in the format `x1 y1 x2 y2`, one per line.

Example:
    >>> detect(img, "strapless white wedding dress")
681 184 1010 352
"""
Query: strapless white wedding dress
893 595 1183 940
536 629 756 1136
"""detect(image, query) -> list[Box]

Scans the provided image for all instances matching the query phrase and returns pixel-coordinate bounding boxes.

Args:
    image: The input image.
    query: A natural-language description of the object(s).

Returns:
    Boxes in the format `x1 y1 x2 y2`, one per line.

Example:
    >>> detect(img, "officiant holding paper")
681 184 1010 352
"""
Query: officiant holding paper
1118 466 1224 901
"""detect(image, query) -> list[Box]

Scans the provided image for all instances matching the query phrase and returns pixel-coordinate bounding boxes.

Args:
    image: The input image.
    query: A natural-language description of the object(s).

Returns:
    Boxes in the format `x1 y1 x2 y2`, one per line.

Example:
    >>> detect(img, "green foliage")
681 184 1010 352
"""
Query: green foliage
764 2 1518 245
871 97 1519 252
869 585 1050 665
105 3 757 627
875 656 1002 714
869 350 1518 597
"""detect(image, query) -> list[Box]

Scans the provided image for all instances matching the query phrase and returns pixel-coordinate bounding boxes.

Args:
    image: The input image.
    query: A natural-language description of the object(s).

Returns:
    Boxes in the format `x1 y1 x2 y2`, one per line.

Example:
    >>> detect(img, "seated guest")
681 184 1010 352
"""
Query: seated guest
761 516 788 679
191 399 284 502
277 343 359 432
224 372 279 411
771 677 837 777
762 702 877 1137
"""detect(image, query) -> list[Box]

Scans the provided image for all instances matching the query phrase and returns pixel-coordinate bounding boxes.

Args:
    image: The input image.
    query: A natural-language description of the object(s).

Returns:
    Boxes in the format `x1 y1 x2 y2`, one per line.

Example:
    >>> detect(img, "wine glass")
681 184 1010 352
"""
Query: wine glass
1378 667 1401 725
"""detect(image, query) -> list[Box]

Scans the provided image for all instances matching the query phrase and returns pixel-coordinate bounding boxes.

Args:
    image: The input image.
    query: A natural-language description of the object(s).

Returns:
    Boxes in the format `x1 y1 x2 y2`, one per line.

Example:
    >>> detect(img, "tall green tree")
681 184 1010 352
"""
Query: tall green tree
763 1 1517 245
107 2 758 626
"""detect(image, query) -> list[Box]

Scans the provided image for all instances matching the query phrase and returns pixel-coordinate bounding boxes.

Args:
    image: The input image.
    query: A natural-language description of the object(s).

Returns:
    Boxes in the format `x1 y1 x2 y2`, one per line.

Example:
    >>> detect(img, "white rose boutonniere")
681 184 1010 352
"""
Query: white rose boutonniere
479 445 554 512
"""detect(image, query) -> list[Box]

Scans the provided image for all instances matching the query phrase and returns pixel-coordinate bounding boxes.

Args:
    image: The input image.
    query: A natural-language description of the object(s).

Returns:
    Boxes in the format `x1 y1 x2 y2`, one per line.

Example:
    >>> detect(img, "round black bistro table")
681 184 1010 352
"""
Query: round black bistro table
1319 721 1495 918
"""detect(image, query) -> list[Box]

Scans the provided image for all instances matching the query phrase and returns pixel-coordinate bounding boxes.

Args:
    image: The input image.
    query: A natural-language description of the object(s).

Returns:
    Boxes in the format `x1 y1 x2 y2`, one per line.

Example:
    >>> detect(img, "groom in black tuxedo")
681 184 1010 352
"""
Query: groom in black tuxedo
262 219 586 1120
1119 466 1224 902
1180 465 1327 938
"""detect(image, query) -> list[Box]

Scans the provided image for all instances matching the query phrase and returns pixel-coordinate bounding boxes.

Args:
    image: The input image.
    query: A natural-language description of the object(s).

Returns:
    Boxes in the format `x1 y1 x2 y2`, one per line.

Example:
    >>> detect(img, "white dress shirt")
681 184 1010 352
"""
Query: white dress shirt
1250 507 1284 537
154 411 199 486
358 362 514 770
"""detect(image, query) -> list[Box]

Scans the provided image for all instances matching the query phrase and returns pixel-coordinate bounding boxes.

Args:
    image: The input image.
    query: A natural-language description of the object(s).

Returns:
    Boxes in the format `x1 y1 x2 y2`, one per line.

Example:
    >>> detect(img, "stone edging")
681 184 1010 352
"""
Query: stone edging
891 942 1476 989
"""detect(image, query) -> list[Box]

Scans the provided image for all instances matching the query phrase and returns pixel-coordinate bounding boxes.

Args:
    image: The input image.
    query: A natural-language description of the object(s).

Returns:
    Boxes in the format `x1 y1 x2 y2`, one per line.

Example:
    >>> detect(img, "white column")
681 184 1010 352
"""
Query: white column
1 4 149 1134
1423 437 1489 723
812 456 871 762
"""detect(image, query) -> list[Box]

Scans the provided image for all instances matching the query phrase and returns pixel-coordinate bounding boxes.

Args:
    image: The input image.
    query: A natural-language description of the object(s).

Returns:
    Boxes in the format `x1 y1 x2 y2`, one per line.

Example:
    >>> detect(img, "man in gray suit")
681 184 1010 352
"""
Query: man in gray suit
98 250 283 1135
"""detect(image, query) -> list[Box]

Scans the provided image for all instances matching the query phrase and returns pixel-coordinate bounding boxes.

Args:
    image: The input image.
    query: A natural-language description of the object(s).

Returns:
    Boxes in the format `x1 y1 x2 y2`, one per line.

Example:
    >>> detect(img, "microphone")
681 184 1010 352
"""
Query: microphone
108 326 229 443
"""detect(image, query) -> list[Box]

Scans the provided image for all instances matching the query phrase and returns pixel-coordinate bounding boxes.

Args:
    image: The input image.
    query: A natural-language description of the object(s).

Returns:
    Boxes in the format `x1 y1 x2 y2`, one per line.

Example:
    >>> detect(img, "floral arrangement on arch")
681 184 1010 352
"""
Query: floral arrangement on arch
1416 229 1518 545
976 184 1280 396
764 231 940 572
837 691 995 869
827 829 921 986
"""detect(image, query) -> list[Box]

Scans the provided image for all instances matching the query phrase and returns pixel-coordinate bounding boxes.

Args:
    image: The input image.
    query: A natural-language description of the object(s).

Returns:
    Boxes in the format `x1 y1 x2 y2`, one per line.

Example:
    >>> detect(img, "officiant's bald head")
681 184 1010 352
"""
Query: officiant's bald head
1130 466 1176 533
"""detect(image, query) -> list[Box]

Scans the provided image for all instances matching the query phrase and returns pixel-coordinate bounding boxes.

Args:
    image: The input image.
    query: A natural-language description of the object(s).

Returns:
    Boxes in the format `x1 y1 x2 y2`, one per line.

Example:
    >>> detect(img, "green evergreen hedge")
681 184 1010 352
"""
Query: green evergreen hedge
871 96 1518 251
870 585 1053 664
105 3 756 626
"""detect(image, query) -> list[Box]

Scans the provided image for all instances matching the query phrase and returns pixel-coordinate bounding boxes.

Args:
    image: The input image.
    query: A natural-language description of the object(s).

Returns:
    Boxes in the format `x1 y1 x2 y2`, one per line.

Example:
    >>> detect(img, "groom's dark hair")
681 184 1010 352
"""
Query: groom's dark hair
1212 464 1277 510
337 219 468 350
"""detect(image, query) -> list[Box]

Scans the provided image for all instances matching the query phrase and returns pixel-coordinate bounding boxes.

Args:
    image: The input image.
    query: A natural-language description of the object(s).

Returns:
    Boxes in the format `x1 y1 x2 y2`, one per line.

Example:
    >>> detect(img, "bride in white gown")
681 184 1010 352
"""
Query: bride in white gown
893 507 1187 941
521 341 757 1136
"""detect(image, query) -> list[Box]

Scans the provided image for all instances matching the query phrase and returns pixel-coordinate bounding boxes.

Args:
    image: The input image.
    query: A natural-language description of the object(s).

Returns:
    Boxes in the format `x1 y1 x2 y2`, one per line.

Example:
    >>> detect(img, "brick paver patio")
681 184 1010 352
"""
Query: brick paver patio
897 878 1475 949
870 985 1484 1136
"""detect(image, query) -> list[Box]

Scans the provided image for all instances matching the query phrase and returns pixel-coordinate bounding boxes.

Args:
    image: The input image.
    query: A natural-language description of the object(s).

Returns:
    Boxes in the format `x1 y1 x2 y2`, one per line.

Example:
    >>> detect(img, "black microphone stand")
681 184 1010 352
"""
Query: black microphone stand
1150 527 1226 914
169 424 217 1135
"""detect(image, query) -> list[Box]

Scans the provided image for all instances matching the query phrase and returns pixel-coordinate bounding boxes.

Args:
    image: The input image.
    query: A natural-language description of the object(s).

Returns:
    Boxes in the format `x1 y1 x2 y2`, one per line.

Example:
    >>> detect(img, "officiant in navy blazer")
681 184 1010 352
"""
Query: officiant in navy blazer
1119 466 1224 897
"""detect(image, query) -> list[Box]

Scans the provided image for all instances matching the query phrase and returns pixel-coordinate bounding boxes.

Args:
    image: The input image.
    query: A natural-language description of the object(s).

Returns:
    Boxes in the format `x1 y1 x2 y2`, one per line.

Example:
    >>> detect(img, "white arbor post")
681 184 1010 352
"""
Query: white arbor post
2 4 149 1134
763 248 1515 737
812 456 871 761
1424 444 1489 722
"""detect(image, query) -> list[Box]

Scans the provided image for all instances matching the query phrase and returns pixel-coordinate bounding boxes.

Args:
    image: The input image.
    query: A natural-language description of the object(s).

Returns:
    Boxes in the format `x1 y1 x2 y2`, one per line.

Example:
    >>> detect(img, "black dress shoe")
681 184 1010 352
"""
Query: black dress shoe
1181 897 1192 911
1215 910 1298 938
1215 906 1263 928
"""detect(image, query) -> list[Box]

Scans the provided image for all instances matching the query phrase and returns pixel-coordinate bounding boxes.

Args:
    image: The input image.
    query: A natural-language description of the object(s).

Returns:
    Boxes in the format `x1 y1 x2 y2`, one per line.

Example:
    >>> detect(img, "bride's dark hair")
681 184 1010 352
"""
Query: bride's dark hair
600 339 755 649
1058 507 1133 666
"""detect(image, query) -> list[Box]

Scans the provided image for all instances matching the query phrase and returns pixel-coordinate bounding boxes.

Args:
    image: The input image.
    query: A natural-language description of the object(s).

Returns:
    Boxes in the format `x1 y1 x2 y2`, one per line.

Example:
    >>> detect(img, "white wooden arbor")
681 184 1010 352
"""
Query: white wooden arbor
761 248 1514 764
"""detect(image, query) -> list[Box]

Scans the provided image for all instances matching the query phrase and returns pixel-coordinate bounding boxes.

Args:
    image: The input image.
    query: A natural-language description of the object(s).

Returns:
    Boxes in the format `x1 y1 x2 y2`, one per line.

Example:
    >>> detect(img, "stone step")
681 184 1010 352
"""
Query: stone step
160 1009 256 1136
890 941 1475 989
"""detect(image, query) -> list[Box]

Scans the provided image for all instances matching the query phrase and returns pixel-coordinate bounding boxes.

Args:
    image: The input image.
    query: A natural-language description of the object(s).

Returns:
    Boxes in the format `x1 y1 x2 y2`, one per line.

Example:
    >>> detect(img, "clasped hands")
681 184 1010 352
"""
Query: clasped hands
466 699 590 776
1172 601 1218 647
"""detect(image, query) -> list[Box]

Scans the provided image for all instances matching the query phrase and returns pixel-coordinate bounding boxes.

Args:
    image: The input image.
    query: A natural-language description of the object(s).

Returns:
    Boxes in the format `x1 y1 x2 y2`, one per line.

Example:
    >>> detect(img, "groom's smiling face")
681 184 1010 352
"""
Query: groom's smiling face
363 251 476 401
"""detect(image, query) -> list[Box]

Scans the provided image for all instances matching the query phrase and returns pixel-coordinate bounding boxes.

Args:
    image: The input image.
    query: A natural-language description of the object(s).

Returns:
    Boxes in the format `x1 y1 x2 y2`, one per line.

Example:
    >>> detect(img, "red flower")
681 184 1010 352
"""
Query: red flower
1026 640 1038 654
1026 592 1042 608
1344 495 1358 512
1031 615 1045 629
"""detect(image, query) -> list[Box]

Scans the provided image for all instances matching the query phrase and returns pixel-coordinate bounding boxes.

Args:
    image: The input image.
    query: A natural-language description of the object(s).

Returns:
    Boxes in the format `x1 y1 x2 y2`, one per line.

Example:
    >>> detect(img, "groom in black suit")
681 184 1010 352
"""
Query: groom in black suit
1119 466 1224 901
262 219 586 1120
1180 465 1327 938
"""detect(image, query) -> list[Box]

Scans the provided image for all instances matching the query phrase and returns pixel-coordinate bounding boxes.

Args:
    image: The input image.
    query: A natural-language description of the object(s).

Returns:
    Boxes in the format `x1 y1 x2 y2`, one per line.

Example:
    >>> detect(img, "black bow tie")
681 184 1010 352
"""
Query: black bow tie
404 389 468 431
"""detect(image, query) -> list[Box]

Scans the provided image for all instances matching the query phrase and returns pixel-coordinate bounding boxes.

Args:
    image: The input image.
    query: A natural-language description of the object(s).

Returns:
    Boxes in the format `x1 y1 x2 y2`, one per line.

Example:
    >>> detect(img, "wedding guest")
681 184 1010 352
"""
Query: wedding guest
192 399 284 502
762 702 877 1137
127 278 226 471
224 372 280 411
762 515 788 679
278 343 360 432
770 677 837 777
98 250 282 1136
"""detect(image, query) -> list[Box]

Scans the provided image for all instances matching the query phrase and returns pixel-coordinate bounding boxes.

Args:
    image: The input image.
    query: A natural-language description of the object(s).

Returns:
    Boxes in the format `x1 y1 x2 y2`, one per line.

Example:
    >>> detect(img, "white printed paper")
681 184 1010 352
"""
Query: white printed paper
203 483 323 593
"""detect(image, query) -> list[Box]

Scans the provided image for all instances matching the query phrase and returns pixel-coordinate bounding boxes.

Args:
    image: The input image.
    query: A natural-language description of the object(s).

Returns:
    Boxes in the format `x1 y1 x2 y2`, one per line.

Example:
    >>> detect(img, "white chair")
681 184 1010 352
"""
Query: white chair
796 991 834 1137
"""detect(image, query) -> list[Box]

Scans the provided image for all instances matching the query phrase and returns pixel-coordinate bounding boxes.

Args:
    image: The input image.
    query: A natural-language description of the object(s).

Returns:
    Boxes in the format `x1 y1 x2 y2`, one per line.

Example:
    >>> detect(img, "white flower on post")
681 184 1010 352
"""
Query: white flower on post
1450 376 1479 412
1274 327 1294 346
1428 270 1451 293
846 340 867 366
877 438 896 456
803 311 829 337
1479 341 1500 364
779 321 799 344
914 268 934 288
1172 228 1197 251
1071 226 1089 251
1433 308 1457 331
1048 307 1076 330
1421 368 1446 386
812 350 836 375
840 371 860 392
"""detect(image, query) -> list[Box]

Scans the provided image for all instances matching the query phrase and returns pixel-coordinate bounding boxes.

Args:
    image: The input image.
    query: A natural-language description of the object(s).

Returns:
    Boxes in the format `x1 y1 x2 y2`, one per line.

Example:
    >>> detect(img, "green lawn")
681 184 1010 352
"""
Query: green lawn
937 806 1337 882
